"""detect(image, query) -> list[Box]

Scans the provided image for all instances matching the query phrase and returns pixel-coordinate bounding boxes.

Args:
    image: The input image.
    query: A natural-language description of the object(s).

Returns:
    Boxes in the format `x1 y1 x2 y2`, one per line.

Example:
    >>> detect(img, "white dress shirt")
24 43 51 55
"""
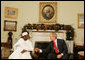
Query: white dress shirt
54 39 63 55
54 39 59 52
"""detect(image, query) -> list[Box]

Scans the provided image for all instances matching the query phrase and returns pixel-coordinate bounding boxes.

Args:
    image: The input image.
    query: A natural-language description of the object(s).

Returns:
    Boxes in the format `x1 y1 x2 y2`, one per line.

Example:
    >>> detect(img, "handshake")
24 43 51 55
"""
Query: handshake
34 48 40 52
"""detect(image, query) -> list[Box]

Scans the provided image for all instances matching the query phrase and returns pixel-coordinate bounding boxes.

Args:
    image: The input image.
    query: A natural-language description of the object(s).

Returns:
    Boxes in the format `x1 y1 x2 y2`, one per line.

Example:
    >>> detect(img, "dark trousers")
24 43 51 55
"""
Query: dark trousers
47 53 68 59
47 53 56 59
47 53 61 59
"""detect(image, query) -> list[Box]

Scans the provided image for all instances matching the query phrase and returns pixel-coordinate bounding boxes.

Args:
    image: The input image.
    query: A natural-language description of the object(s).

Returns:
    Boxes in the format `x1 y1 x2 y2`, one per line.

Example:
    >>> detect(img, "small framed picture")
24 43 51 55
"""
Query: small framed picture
4 20 17 31
39 2 57 23
5 7 18 19
78 13 84 28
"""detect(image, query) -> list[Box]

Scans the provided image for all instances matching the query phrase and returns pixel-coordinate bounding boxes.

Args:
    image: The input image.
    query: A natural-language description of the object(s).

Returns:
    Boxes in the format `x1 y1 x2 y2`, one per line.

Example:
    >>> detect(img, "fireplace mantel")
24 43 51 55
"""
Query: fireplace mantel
28 29 66 33
23 23 74 40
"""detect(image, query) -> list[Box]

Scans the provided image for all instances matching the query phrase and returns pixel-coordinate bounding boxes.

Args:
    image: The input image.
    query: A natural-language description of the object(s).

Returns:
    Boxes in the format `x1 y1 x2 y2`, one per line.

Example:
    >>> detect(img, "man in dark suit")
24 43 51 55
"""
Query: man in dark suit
34 32 68 59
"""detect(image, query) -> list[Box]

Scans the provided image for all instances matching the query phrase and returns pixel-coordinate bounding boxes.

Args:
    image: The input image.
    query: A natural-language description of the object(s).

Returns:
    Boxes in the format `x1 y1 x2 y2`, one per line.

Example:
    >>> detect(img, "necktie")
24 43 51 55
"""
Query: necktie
54 42 59 53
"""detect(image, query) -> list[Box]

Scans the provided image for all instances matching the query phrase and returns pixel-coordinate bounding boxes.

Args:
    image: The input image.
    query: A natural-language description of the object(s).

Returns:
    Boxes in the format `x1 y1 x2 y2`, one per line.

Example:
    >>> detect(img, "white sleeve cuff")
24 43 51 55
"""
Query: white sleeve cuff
61 53 64 55
39 49 42 53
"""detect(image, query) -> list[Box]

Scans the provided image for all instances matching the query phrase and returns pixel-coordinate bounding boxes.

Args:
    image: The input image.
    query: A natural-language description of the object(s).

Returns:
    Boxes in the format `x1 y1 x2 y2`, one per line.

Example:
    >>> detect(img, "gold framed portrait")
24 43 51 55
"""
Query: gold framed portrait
78 13 84 28
39 2 57 23
5 7 18 19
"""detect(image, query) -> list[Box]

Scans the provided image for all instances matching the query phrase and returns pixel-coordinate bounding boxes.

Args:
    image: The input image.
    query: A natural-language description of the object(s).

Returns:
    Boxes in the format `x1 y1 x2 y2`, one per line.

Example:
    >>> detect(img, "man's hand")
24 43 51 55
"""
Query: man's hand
57 54 63 59
34 48 40 52
21 50 27 54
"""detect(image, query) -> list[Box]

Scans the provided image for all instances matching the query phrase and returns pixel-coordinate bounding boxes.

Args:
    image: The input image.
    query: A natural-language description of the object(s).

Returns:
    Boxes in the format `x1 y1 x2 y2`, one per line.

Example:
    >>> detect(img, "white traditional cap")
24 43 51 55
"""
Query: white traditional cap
22 32 28 36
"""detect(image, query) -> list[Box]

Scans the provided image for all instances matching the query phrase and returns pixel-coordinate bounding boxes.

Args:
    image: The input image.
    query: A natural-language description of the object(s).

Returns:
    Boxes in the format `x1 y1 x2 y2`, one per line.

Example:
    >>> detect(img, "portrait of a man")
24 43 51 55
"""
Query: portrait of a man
42 5 54 20
39 2 57 23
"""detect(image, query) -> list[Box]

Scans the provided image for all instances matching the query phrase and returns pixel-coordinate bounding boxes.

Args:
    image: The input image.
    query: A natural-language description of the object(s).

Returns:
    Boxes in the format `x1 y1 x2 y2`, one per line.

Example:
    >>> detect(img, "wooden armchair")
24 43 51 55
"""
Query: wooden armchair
74 45 84 59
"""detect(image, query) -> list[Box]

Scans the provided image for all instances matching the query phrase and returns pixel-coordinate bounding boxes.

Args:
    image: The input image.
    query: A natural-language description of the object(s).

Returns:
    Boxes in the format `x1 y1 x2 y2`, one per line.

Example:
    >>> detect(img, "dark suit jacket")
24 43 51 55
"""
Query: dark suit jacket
42 39 68 59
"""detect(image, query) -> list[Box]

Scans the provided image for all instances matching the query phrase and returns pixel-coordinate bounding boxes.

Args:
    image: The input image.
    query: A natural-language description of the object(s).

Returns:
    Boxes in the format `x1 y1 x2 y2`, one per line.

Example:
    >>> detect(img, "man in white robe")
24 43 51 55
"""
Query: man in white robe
9 32 34 59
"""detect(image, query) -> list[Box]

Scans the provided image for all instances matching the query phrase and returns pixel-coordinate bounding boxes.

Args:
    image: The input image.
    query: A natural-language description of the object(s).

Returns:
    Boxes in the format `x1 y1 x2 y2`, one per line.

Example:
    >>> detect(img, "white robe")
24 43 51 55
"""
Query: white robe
9 38 34 59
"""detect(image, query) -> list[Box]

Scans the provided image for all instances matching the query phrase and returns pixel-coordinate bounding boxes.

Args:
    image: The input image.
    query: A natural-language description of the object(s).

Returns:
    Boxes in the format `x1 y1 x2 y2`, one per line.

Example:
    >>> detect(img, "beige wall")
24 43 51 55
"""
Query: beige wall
1 1 84 45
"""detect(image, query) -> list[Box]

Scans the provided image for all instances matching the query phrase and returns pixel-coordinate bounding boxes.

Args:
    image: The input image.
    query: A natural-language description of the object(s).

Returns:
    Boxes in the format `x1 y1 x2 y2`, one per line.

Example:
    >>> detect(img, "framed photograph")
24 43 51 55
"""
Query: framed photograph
5 7 18 19
4 20 17 31
39 2 57 23
78 13 84 28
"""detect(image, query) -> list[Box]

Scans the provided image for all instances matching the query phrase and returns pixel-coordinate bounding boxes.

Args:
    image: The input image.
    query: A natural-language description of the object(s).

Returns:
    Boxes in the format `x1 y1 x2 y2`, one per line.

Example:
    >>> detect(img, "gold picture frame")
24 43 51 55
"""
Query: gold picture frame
4 20 17 31
5 7 18 19
78 13 84 28
39 2 57 23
